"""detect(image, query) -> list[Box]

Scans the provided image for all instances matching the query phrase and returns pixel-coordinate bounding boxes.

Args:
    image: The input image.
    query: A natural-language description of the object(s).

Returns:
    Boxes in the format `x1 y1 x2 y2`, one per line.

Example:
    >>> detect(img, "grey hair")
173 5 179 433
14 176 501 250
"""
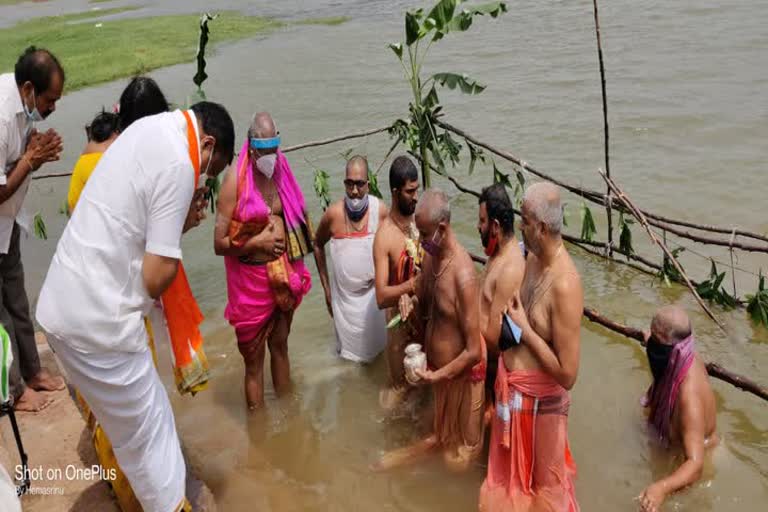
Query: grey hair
417 188 451 224
523 182 563 234
247 111 276 139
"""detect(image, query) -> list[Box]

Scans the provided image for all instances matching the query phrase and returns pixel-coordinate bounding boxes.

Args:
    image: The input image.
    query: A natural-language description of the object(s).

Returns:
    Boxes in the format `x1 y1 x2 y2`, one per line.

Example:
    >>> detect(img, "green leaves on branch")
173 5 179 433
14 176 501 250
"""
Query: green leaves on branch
657 247 685 288
193 13 219 90
368 171 383 199
33 212 47 240
431 73 486 94
467 141 485 175
205 175 220 213
389 0 507 187
746 271 768 327
313 169 331 211
403 0 508 44
580 202 597 242
695 260 739 310
618 212 634 257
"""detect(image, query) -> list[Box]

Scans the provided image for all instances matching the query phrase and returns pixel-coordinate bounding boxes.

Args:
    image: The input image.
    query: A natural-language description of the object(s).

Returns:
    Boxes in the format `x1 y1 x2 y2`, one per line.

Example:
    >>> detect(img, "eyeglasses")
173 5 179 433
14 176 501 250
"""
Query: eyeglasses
344 179 368 189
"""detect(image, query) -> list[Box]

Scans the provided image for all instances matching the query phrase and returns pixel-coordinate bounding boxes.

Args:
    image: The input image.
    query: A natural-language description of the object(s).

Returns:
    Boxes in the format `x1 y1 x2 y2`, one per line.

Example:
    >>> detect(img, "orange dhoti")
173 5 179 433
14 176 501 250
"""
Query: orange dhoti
433 360 487 470
479 358 579 512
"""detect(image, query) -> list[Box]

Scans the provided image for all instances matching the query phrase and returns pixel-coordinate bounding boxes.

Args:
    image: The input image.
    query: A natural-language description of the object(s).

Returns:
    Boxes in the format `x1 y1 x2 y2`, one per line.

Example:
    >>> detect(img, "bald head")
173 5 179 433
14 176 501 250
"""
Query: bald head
248 112 277 139
346 155 369 180
651 305 692 345
523 182 563 234
416 188 451 226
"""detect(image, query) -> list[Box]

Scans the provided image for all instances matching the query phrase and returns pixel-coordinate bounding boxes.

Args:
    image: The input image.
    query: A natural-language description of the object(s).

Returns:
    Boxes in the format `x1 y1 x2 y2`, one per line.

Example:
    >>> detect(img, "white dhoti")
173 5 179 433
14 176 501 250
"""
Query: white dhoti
47 333 186 512
329 197 386 363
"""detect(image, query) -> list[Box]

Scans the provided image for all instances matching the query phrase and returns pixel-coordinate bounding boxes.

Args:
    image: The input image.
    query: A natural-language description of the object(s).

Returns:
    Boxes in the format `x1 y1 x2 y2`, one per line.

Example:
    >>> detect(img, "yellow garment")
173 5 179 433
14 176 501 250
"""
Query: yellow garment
66 152 103 212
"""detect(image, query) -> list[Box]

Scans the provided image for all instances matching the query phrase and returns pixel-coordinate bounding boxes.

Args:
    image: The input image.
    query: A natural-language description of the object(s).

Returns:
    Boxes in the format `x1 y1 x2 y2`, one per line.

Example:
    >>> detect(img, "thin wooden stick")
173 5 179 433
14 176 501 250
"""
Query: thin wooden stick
435 120 768 247
592 0 613 257
600 171 726 332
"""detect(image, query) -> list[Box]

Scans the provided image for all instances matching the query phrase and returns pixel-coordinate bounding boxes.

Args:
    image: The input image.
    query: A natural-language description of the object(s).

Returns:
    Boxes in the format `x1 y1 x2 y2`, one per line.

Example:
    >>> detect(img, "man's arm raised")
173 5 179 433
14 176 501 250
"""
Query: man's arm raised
313 203 336 317
373 226 415 310
507 273 582 390
639 384 706 512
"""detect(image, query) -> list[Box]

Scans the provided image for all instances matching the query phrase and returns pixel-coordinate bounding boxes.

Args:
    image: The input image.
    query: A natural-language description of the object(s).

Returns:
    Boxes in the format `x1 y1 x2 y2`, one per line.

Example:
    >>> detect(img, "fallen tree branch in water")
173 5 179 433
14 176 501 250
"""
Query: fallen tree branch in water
283 125 390 153
601 171 727 333
436 120 768 249
469 249 767 401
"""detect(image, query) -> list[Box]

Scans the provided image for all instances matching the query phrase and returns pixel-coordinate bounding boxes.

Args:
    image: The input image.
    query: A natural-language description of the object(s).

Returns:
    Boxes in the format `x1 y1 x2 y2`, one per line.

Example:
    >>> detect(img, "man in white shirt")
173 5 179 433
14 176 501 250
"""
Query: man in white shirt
36 102 234 512
0 46 65 413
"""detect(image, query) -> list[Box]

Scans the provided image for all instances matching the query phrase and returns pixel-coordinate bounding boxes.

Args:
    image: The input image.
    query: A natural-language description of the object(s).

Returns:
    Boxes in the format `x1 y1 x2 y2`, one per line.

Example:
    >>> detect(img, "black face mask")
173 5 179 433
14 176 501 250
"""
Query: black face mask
646 335 674 382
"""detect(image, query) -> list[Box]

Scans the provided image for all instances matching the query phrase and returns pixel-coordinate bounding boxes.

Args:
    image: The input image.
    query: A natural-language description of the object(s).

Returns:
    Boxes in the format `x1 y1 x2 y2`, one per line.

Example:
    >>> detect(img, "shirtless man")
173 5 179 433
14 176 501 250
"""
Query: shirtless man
374 188 485 472
638 305 718 512
373 155 421 409
477 183 525 388
480 182 583 511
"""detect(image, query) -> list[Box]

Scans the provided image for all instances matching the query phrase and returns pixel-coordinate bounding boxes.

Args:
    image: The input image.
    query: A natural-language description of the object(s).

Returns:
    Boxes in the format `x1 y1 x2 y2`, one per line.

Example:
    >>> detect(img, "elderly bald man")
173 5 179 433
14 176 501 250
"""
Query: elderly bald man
638 305 718 512
313 156 389 362
374 188 486 472
480 182 582 511
215 111 314 410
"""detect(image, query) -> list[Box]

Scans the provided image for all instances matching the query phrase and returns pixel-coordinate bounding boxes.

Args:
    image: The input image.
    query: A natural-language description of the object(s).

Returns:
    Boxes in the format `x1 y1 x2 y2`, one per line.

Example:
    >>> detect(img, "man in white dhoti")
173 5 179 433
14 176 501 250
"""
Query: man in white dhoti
35 102 234 512
314 156 389 362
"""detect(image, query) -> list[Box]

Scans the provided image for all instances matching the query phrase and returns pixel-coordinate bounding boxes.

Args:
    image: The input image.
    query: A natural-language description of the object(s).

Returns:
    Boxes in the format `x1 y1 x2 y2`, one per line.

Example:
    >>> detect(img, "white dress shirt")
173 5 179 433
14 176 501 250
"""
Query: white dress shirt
36 111 200 353
0 73 33 254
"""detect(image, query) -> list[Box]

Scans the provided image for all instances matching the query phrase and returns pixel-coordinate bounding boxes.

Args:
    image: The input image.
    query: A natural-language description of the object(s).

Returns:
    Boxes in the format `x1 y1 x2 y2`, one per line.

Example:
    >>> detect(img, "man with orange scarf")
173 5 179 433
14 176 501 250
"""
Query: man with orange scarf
215 112 313 410
480 183 582 512
37 102 234 512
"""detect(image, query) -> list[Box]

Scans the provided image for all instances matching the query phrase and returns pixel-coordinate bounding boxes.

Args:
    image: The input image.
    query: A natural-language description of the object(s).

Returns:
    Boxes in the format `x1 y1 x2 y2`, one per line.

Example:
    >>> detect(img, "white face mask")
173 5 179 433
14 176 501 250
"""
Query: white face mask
255 153 277 179
23 88 44 123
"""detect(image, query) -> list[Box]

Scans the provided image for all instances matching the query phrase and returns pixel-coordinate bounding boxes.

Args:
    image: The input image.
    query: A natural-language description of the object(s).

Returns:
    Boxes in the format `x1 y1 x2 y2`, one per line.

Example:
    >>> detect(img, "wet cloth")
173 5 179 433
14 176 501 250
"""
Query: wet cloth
641 335 695 445
224 141 312 344
66 152 103 212
480 358 579 512
48 332 188 512
329 196 386 362
433 357 487 466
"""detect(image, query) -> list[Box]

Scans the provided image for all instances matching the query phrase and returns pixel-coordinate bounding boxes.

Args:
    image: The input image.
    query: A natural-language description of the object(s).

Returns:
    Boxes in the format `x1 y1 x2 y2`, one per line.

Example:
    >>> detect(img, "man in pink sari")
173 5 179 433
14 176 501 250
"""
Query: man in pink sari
638 306 717 512
215 112 313 410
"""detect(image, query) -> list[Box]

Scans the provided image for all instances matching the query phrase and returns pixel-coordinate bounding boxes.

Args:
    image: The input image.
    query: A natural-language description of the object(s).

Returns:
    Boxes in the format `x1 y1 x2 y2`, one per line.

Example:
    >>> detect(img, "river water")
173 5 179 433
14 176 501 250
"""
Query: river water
5 0 767 510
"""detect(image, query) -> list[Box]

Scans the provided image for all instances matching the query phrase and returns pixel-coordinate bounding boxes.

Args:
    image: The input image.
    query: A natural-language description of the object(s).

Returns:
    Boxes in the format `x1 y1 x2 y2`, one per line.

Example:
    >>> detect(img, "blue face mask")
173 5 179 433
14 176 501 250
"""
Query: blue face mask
344 194 369 222
23 88 44 123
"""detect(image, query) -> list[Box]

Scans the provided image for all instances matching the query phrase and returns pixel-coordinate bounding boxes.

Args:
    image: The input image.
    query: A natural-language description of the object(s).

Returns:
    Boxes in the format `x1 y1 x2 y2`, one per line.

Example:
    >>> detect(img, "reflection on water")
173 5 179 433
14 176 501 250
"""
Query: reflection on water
9 0 767 509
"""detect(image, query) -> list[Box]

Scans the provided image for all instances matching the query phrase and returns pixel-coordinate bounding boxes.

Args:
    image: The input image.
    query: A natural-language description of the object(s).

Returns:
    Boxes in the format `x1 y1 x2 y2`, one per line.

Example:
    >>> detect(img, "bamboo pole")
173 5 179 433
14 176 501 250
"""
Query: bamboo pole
435 120 768 247
592 0 613 257
600 171 727 332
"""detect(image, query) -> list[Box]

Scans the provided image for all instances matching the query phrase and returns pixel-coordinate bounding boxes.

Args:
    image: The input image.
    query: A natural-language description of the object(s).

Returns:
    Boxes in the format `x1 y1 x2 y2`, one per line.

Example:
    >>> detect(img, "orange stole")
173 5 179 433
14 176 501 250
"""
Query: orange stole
158 110 209 395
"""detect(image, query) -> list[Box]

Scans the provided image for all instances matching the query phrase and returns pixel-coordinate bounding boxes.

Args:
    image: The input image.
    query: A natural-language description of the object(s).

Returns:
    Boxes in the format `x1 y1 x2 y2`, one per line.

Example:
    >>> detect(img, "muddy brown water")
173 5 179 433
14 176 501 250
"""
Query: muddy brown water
4 0 766 510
